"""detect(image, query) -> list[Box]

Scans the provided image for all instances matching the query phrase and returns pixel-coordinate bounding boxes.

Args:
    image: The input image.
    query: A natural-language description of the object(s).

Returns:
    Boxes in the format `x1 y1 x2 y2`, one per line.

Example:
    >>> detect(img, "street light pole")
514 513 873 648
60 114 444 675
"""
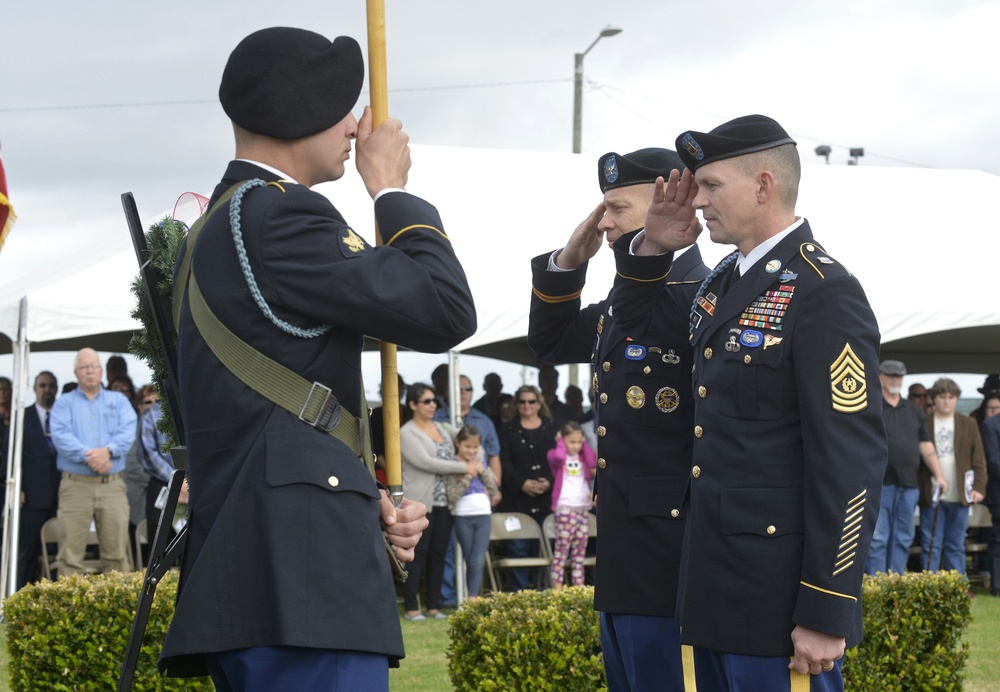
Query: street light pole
572 25 622 154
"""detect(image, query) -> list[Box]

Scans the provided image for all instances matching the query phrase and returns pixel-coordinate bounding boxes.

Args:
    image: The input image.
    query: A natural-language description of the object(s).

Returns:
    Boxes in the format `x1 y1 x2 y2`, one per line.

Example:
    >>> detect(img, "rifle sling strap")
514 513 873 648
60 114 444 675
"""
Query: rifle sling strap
173 181 373 474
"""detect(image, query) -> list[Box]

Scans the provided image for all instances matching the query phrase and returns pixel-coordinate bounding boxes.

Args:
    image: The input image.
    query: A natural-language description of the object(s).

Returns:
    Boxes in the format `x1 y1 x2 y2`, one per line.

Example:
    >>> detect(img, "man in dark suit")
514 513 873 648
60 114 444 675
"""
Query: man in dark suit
528 148 708 691
159 27 476 690
677 115 887 690
16 371 61 588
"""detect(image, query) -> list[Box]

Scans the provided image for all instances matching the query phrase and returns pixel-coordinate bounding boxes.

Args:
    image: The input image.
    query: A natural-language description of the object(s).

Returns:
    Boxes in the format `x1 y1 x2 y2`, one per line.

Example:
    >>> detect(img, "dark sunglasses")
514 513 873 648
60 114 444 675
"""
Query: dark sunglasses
460 386 474 392
418 398 436 405
517 399 538 405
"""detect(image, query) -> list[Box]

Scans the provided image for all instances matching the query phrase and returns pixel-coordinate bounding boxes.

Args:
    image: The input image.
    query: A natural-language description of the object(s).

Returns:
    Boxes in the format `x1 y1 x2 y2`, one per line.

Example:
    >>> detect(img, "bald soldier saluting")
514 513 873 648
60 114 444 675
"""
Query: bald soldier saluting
675 115 887 691
159 27 476 691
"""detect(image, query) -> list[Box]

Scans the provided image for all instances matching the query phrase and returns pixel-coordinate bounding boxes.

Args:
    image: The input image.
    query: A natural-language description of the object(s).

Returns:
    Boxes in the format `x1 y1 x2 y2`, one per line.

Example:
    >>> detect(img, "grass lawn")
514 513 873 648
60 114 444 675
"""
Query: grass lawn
2 588 999 691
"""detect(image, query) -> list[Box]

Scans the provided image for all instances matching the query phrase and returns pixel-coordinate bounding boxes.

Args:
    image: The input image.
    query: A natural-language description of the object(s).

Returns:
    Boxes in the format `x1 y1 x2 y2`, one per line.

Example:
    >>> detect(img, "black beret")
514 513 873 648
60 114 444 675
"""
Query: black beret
598 148 685 193
675 115 797 171
220 27 364 140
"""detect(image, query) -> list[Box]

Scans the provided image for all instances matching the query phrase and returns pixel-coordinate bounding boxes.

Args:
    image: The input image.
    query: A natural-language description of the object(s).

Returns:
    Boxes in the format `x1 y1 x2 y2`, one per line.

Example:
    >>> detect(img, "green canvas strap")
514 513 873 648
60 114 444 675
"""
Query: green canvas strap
173 181 374 475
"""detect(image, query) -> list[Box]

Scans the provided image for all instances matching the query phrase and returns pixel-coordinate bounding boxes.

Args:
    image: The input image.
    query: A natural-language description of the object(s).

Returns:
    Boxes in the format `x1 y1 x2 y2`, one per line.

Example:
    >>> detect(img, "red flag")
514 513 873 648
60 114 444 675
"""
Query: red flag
0 145 15 253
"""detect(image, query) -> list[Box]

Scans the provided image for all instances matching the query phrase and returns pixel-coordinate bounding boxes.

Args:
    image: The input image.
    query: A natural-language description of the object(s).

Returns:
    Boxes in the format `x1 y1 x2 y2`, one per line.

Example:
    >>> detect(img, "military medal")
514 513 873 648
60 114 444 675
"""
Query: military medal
655 387 680 413
626 386 646 409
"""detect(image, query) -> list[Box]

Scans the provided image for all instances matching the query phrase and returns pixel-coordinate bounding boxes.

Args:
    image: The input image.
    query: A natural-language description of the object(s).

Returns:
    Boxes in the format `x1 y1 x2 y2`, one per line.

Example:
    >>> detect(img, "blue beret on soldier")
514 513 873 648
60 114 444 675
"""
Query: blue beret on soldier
599 148 686 193
219 27 364 140
675 115 797 172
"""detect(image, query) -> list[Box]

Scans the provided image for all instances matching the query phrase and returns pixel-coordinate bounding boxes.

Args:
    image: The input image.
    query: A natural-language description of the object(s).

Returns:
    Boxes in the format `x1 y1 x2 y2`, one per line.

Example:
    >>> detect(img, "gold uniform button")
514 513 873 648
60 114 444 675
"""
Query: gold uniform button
670 509 680 518
598 458 607 469
597 426 607 437
744 354 752 364
327 475 340 488
704 347 713 359
692 465 701 478
600 392 608 404
602 361 612 372
698 385 707 399
767 525 776 535
694 425 703 438
806 244 815 252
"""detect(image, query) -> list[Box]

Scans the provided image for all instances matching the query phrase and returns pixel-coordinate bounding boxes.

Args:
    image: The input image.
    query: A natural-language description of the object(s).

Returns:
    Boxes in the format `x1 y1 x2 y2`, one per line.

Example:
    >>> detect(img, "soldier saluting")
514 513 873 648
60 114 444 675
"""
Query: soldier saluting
675 115 887 690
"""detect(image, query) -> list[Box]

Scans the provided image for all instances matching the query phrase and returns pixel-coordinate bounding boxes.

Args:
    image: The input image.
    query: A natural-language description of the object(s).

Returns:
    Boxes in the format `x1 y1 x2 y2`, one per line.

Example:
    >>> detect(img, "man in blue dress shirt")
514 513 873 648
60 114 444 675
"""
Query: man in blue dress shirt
50 348 137 575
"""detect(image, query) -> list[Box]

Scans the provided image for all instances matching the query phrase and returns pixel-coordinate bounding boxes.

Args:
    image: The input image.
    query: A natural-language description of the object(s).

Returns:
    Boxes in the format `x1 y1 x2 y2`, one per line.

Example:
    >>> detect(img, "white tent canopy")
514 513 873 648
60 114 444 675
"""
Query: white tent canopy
2 146 999 595
3 146 998 370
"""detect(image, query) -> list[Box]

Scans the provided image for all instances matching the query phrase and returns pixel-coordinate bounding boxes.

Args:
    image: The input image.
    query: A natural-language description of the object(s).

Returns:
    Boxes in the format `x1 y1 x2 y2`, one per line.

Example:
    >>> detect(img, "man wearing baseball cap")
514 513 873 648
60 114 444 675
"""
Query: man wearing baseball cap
865 360 946 577
677 115 887 690
159 27 476 690
528 149 708 690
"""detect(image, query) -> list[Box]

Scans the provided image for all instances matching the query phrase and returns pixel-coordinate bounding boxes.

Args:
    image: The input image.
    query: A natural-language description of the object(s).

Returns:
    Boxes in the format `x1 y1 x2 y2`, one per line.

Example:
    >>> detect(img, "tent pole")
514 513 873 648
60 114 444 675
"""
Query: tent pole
1 297 28 602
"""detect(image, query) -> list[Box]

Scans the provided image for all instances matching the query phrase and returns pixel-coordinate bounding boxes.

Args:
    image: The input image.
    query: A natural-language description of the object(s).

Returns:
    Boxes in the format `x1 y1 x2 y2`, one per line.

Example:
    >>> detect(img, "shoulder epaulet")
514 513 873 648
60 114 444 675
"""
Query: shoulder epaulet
798 242 852 279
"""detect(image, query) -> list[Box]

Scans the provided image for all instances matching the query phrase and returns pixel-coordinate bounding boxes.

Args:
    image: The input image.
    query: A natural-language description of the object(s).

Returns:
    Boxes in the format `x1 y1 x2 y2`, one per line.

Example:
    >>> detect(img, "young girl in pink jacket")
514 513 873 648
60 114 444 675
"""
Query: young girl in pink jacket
546 421 597 588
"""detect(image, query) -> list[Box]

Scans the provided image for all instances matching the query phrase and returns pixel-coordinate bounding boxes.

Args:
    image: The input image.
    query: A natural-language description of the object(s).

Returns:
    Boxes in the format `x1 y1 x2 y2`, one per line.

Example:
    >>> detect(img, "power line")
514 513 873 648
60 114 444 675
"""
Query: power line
0 78 571 114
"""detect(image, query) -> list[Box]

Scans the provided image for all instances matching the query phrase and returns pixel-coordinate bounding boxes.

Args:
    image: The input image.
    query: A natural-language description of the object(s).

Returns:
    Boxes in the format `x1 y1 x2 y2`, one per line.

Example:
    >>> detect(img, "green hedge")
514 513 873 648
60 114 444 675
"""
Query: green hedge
844 570 972 692
448 573 972 692
448 587 605 691
3 571 212 691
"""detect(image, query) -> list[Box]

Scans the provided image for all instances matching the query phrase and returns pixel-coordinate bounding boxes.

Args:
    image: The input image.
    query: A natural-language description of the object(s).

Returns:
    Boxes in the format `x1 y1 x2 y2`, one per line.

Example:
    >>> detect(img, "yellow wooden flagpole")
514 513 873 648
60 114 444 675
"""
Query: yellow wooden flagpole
366 0 403 507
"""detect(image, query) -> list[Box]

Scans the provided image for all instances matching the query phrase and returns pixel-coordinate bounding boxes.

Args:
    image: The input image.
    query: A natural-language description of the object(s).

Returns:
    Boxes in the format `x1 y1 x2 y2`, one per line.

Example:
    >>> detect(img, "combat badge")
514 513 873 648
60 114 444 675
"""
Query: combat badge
725 328 741 352
655 387 679 413
830 343 868 413
739 329 763 348
340 227 368 256
662 349 681 364
625 344 647 360
763 334 783 350
626 386 646 409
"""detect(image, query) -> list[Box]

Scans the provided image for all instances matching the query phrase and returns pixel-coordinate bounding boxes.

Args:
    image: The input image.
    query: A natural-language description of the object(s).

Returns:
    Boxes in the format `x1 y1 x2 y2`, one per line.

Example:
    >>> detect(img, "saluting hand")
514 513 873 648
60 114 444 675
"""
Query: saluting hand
379 491 428 563
554 203 607 270
638 169 701 255
355 106 411 199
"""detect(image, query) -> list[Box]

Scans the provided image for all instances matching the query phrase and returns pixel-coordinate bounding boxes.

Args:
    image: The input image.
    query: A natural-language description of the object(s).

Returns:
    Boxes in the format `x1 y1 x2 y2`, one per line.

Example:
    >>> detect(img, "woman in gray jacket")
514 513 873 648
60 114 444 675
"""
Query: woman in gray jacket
399 382 468 620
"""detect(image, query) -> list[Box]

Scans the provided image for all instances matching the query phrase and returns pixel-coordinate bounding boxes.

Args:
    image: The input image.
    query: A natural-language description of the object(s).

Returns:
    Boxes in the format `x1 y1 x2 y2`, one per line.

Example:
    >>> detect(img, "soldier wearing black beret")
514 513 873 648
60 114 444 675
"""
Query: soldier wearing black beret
676 115 887 690
528 149 708 691
159 27 476 690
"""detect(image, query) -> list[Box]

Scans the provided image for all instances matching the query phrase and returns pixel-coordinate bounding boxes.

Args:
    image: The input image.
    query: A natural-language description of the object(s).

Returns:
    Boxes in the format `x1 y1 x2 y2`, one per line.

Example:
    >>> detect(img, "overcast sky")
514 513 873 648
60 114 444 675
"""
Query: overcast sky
2 0 998 398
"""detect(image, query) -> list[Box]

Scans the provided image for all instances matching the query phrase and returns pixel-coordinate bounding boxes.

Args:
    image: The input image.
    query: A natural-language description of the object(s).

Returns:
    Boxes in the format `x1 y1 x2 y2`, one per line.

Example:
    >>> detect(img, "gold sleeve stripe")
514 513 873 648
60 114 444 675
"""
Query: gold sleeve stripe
384 223 450 245
837 544 859 561
834 552 856 568
832 560 855 577
801 581 858 602
615 269 671 283
532 286 583 304
848 489 867 505
839 528 861 550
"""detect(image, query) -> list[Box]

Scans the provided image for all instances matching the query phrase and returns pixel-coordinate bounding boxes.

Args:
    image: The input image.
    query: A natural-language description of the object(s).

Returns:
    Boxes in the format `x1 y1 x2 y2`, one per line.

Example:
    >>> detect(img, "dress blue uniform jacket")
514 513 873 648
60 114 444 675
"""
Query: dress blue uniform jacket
160 161 476 676
679 220 887 656
20 405 61 511
527 231 708 617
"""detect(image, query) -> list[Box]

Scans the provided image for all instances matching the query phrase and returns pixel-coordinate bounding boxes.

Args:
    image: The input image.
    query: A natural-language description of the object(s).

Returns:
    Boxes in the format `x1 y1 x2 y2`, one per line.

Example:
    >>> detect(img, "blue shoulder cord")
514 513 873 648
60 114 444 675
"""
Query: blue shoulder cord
229 179 332 338
688 251 739 336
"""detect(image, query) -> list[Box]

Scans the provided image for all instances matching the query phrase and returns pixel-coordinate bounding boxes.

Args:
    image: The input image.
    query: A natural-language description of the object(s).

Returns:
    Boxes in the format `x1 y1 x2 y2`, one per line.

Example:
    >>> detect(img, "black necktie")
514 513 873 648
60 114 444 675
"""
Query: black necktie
721 262 740 295
45 410 55 452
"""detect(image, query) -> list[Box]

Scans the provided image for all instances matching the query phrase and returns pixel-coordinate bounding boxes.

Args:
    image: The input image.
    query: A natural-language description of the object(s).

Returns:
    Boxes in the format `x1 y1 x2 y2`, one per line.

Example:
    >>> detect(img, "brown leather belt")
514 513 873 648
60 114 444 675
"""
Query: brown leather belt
62 471 124 484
